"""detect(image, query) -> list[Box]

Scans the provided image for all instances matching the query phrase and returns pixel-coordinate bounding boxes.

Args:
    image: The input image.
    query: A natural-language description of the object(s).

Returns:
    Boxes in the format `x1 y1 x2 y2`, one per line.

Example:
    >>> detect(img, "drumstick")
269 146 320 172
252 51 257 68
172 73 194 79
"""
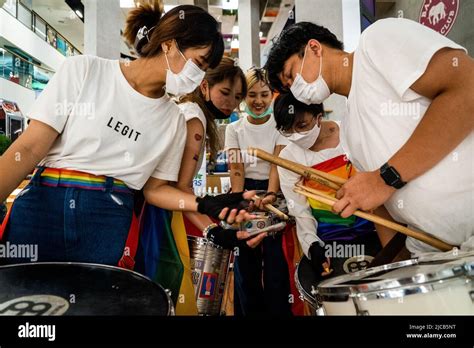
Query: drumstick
252 195 289 220
294 185 456 252
247 147 345 190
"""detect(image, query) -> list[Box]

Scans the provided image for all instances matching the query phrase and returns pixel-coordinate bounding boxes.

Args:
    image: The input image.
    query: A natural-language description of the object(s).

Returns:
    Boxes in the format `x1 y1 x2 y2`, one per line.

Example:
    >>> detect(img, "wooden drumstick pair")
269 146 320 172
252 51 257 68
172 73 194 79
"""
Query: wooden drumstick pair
248 147 456 252
251 195 289 221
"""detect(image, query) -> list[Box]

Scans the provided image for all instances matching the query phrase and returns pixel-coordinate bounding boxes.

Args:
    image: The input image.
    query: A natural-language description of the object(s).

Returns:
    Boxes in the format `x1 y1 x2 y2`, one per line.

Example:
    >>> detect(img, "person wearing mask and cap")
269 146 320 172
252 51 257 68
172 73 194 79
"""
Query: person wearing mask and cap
0 3 255 267
225 67 292 316
265 19 473 257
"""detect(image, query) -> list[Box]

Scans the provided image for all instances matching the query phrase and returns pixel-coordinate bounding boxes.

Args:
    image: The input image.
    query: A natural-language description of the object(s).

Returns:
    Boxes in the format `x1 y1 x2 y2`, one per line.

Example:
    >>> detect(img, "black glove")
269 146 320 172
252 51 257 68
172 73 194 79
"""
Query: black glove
196 192 250 220
206 225 246 250
309 242 328 275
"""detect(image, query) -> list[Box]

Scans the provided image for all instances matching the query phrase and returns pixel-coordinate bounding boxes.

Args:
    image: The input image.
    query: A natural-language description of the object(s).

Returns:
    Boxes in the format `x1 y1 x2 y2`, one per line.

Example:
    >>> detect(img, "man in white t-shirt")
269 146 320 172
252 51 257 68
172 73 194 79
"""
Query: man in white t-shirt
265 18 473 255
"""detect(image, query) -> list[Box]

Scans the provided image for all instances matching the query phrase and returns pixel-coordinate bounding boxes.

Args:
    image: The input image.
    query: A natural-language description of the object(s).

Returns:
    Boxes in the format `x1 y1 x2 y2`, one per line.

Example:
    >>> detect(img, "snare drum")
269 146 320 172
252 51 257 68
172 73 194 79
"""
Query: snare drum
0 262 174 315
188 236 231 316
295 233 382 315
317 256 474 315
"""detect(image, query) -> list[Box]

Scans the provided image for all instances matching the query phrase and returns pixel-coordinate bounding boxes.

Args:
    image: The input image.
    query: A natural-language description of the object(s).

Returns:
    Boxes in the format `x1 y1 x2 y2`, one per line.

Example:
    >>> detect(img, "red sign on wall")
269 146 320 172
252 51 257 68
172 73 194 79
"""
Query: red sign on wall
419 0 459 36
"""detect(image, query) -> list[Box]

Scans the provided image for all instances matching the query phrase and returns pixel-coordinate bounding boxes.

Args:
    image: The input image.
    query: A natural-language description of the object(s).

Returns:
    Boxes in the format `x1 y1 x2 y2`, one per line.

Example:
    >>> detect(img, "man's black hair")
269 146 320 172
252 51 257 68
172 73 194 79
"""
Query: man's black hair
273 92 324 133
264 22 343 93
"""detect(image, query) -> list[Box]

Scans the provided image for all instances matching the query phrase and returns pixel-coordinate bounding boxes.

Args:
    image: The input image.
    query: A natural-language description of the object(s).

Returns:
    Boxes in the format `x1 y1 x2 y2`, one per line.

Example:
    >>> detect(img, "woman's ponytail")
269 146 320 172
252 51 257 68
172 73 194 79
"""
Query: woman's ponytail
123 0 163 54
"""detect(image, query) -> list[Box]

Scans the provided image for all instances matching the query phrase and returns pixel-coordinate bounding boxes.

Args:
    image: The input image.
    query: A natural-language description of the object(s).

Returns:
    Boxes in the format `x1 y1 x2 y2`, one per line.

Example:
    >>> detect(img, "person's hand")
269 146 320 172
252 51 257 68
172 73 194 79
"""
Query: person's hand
309 242 332 277
333 170 396 218
237 230 268 248
207 225 267 249
255 191 277 210
196 191 257 224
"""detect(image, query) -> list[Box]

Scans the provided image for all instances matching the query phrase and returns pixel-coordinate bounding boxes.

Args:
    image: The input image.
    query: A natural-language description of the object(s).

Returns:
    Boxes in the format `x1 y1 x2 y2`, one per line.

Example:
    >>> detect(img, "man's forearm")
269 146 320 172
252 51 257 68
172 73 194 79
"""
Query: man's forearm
388 89 473 182
267 164 281 193
229 164 245 192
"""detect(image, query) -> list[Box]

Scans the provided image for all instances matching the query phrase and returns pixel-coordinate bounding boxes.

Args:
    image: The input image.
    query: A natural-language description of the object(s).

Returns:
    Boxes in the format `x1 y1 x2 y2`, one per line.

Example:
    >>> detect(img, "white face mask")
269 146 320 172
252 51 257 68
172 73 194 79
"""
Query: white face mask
286 121 321 149
164 44 205 96
290 45 331 105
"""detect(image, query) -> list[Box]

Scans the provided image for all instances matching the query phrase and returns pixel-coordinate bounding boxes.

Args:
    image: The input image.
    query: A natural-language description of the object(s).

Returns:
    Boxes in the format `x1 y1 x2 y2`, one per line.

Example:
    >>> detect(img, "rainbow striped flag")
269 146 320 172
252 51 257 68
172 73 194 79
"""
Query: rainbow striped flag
281 224 306 315
303 154 374 240
135 205 198 315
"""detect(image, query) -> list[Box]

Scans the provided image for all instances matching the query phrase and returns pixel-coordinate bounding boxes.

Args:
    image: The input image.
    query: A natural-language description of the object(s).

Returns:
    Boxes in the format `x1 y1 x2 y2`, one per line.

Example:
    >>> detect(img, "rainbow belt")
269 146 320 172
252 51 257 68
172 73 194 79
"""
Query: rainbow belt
36 167 131 193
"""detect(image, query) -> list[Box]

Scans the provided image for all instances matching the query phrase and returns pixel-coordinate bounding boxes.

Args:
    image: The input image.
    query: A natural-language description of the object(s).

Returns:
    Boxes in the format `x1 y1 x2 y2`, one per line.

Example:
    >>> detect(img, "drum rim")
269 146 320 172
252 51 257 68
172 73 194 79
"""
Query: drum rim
0 261 175 315
317 259 418 291
317 258 473 299
0 261 151 279
347 276 473 301
294 260 319 309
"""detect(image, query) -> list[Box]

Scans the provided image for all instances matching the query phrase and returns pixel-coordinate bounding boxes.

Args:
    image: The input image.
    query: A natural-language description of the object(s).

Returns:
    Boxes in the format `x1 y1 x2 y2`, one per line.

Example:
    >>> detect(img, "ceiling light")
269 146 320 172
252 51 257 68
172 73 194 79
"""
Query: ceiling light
120 0 135 8
223 0 238 10
65 0 84 22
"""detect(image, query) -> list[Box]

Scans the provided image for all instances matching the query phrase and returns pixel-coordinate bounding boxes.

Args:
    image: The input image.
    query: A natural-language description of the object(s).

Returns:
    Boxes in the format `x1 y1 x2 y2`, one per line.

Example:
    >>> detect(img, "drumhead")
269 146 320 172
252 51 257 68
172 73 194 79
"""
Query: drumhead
318 256 474 300
0 262 172 316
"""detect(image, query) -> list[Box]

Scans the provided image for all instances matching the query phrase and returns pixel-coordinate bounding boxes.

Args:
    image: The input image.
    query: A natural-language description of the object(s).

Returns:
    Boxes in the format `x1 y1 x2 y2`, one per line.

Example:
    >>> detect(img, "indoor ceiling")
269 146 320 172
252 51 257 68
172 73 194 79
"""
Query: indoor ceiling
27 0 286 57
31 0 84 51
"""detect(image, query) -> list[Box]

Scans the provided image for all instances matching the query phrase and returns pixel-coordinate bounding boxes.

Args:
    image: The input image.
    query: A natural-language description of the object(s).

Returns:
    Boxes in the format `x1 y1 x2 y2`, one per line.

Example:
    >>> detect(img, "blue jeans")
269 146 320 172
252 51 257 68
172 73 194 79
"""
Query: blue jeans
2 168 133 265
234 178 292 316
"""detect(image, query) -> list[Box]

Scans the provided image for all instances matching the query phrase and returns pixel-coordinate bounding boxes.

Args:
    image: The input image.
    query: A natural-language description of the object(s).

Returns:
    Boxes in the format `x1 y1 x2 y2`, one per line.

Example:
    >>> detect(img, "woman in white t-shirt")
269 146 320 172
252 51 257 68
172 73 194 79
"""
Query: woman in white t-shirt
225 68 292 316
0 4 254 267
175 58 266 247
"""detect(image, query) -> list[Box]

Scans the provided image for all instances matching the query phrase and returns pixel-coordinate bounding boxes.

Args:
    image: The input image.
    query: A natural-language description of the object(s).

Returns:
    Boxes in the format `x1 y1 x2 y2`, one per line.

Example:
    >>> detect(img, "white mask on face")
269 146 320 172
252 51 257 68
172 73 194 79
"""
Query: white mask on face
286 121 321 149
164 43 205 96
290 44 331 105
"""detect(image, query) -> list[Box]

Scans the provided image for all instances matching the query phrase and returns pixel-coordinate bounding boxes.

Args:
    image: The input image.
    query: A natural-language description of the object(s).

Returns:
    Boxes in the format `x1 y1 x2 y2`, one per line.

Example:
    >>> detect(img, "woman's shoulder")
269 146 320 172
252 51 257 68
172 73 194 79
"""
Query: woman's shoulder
228 118 243 130
178 102 206 126
325 119 340 128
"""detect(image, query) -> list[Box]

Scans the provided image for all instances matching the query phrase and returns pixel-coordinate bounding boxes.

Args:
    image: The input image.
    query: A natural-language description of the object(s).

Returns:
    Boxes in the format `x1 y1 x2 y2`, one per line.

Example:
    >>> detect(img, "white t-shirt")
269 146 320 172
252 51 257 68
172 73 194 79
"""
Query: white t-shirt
278 121 344 257
225 114 288 180
27 55 187 190
178 101 207 178
340 18 473 254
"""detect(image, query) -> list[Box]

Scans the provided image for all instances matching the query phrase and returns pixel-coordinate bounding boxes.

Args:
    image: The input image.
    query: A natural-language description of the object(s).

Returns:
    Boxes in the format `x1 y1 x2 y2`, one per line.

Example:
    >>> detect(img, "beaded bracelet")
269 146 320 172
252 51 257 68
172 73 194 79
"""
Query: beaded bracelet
202 223 218 238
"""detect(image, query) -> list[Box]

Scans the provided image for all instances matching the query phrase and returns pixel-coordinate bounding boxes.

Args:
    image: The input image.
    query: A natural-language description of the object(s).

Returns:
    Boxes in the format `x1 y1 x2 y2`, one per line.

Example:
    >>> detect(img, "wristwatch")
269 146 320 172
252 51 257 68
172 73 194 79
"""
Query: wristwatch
379 162 407 189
